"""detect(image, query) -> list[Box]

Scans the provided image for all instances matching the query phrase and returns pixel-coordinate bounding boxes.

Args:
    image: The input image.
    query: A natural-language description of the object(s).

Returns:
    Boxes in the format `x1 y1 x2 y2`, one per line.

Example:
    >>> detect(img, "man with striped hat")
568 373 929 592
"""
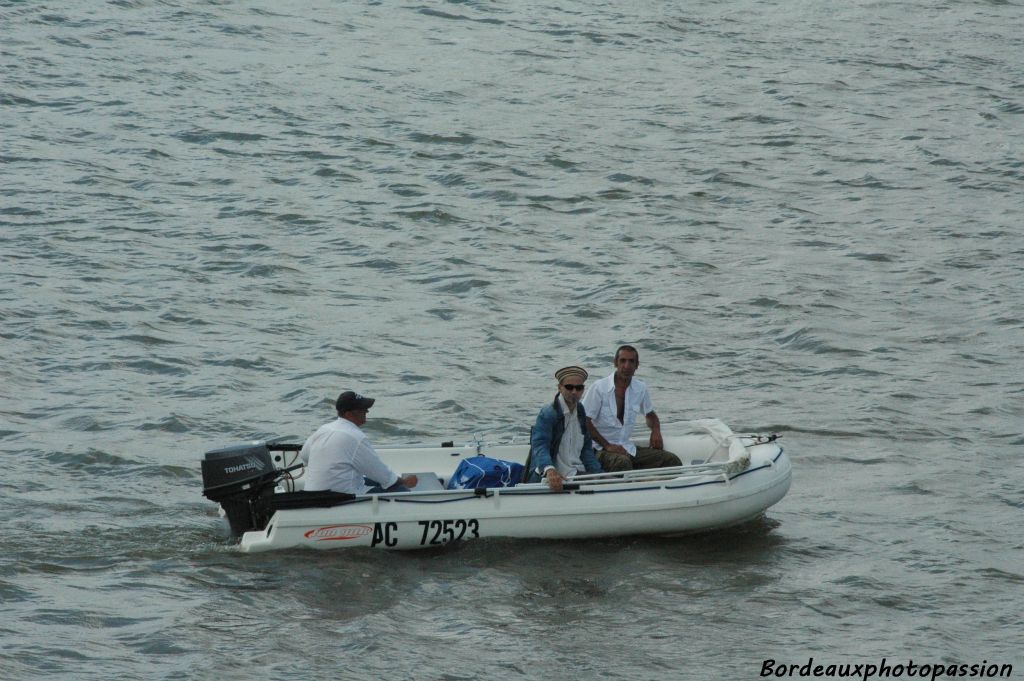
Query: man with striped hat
526 365 604 491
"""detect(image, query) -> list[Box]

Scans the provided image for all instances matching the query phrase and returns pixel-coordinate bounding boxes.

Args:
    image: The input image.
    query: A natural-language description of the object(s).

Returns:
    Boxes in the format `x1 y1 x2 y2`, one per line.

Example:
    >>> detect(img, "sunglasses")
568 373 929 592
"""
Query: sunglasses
561 384 585 391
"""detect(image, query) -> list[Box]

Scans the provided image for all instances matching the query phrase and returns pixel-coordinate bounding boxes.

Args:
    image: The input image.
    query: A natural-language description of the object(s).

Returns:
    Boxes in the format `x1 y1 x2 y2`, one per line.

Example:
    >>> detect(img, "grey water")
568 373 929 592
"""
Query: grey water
1 1 1022 679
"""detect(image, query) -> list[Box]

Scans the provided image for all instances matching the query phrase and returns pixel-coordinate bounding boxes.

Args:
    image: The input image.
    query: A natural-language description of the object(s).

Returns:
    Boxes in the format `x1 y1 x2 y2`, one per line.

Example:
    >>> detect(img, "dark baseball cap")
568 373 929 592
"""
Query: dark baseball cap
336 391 375 413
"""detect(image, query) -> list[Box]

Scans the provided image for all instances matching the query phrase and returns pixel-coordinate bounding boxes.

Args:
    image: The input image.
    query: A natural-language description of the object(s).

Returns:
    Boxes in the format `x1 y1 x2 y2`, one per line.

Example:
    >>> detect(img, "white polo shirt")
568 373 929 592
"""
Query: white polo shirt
580 374 653 456
301 418 398 495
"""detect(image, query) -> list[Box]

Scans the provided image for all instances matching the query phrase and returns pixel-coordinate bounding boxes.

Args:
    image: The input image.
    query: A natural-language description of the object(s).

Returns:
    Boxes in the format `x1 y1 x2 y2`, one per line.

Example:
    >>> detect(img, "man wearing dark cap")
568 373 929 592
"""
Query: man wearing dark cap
526 366 603 491
581 345 681 472
300 391 417 495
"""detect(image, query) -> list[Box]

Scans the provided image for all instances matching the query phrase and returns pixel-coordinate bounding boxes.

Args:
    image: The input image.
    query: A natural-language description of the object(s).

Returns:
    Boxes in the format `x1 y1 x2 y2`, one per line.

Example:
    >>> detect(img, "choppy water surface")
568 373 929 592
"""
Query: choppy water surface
2 1 1022 679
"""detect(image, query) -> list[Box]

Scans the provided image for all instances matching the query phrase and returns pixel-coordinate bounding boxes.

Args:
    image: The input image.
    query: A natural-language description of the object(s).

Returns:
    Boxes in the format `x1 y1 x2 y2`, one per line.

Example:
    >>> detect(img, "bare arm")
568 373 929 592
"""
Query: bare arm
646 411 664 450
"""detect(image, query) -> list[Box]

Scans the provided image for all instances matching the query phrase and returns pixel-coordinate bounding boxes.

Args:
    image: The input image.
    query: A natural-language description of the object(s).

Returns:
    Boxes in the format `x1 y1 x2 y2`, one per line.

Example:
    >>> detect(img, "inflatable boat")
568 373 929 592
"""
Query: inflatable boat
200 419 791 552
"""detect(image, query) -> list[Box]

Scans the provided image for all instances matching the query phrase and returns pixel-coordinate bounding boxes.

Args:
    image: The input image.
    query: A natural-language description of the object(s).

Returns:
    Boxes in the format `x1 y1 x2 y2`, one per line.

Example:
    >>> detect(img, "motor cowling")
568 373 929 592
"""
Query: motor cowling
202 442 279 536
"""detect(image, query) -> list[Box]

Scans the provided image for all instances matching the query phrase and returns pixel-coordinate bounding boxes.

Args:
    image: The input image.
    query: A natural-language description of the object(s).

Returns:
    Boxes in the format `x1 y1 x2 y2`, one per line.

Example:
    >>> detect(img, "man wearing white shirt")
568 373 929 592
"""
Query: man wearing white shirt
581 345 681 472
301 391 417 495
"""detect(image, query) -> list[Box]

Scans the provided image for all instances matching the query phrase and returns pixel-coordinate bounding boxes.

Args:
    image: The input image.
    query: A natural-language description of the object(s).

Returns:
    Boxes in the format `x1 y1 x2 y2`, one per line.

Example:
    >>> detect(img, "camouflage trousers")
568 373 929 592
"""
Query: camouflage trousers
597 446 681 472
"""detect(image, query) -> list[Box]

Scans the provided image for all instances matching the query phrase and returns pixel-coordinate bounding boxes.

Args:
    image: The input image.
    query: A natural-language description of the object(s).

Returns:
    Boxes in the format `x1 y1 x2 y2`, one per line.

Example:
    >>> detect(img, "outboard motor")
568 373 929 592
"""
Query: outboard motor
201 442 280 536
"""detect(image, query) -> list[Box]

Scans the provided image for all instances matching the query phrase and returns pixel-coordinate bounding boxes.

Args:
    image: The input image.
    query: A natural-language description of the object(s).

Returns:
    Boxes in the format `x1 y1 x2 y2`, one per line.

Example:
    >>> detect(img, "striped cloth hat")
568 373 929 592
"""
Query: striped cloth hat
554 366 588 383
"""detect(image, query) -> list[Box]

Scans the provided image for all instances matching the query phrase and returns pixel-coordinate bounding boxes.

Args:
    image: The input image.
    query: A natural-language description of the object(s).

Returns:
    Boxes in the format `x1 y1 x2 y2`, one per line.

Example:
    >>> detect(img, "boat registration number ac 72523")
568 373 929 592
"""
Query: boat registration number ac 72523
370 519 481 547
418 519 480 545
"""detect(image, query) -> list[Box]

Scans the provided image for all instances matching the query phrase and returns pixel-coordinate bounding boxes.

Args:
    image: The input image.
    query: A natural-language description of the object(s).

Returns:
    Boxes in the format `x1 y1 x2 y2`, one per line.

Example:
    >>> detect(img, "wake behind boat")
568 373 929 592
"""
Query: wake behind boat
200 419 791 552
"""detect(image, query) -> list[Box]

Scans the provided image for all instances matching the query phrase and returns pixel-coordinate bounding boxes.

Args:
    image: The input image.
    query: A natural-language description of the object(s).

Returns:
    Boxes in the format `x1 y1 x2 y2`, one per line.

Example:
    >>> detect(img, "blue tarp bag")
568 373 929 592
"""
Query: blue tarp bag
445 456 524 490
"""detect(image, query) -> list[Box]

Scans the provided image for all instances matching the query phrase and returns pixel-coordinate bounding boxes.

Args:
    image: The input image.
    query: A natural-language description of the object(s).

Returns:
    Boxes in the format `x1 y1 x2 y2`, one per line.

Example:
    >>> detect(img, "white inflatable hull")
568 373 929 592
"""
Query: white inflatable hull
231 425 792 553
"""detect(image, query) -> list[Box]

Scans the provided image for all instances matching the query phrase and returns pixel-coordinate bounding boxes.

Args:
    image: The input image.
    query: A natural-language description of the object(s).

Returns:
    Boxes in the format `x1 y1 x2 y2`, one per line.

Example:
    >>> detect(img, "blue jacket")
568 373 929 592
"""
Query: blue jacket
526 394 603 483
